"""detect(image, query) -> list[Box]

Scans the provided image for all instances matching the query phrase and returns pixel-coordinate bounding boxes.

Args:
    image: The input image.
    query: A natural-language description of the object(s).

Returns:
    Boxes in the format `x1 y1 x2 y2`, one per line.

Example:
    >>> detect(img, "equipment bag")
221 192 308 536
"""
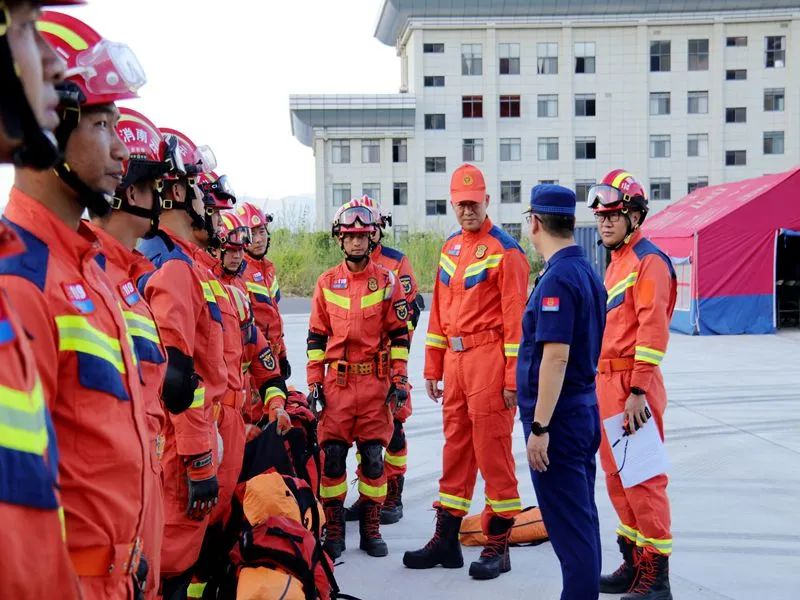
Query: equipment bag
283 389 321 493
459 506 549 546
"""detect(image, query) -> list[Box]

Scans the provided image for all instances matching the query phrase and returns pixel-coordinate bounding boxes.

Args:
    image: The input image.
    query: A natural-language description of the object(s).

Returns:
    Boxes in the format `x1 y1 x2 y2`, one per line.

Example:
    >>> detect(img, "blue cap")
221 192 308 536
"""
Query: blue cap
529 184 576 216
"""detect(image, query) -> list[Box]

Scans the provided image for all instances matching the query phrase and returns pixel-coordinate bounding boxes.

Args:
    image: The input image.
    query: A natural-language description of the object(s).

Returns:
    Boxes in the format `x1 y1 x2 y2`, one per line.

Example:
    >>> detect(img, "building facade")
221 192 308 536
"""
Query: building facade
290 1 800 234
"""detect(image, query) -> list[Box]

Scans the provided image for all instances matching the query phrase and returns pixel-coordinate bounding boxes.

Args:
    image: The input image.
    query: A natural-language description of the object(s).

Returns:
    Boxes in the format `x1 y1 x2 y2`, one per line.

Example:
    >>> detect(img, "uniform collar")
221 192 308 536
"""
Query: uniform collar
613 229 643 260
546 245 583 267
341 258 375 280
461 216 493 241
85 221 135 271
5 186 100 265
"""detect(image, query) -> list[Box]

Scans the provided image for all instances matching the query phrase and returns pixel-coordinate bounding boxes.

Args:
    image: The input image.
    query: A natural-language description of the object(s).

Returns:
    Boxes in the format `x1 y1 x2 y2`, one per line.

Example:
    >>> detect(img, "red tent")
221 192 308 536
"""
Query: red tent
643 167 800 334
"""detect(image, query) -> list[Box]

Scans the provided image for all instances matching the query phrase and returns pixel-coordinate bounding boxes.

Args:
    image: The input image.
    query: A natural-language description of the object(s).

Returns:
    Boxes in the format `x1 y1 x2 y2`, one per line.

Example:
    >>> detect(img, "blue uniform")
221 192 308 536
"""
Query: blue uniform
518 244 607 600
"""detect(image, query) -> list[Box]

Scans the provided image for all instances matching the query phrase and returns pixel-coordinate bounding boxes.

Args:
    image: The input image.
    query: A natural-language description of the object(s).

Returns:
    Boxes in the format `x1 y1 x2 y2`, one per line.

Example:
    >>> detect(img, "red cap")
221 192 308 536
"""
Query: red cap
450 163 487 204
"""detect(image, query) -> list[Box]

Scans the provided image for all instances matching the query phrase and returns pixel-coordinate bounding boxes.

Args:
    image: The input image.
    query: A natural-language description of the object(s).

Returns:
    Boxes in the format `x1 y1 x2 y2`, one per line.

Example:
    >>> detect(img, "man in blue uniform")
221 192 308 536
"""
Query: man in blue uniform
517 185 608 599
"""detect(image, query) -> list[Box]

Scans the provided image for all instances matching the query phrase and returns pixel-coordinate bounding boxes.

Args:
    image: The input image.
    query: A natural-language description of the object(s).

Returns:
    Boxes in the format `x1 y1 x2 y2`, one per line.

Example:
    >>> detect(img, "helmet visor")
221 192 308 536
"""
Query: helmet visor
73 40 146 96
161 135 186 177
214 175 235 199
337 205 374 228
185 145 217 176
587 184 624 209
226 226 250 247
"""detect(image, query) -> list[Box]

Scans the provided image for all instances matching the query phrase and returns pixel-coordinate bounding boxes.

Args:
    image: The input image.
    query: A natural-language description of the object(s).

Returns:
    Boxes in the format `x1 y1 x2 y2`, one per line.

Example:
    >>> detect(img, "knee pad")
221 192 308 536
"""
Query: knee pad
358 441 384 480
322 441 348 479
387 420 406 453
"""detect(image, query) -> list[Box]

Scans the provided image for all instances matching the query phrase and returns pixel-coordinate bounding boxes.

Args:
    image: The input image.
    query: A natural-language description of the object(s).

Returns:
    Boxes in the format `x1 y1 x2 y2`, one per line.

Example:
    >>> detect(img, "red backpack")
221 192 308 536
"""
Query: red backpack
282 390 321 493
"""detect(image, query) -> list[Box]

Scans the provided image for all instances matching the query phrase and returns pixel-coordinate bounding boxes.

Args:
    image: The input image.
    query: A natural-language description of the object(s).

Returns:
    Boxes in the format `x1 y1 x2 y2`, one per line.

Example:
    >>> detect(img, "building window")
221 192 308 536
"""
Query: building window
361 140 380 163
392 138 407 163
463 138 484 162
498 43 520 75
687 133 709 158
650 178 671 201
393 182 408 206
537 94 558 117
765 36 785 68
725 150 747 166
462 95 483 118
537 42 558 74
423 75 445 87
727 36 747 47
500 181 522 204
650 135 671 158
331 140 350 164
688 176 709 193
764 131 785 155
575 94 596 117
393 224 409 240
425 157 446 173
426 199 447 216
423 43 444 53
499 95 521 118
575 180 595 204
575 41 596 74
764 88 785 111
650 40 671 72
424 114 445 130
688 39 709 71
649 92 670 116
332 184 350 206
539 179 559 185
726 69 747 80
499 138 521 161
538 137 559 161
502 222 522 241
461 43 483 76
575 137 596 160
725 107 747 123
687 91 708 114
362 183 380 201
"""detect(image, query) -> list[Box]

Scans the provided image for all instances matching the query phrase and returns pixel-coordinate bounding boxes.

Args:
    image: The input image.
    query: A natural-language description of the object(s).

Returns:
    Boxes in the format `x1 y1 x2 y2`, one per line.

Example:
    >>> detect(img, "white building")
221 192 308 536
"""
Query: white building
290 0 800 235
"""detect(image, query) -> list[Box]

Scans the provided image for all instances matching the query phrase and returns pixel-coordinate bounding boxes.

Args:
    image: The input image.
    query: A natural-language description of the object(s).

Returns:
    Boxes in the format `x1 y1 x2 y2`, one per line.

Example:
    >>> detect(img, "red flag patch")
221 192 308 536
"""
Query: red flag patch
542 297 560 312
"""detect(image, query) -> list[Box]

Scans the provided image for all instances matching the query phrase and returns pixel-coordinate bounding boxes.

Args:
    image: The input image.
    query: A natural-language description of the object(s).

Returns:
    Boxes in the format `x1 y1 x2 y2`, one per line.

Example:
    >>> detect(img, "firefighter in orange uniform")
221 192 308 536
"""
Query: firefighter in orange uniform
0 11 153 599
137 128 226 598
307 198 410 559
404 163 528 581
589 170 676 600
0 2 82 598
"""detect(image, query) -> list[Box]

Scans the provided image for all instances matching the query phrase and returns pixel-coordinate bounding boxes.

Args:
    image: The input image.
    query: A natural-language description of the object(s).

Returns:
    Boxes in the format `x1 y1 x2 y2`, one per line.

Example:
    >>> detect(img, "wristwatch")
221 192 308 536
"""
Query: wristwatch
531 421 549 436
631 386 646 396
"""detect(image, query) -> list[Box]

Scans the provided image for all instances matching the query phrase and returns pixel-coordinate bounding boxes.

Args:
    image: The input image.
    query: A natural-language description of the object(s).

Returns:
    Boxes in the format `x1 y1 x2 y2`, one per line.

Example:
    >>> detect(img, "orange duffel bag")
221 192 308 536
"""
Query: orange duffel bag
459 506 549 546
237 567 305 600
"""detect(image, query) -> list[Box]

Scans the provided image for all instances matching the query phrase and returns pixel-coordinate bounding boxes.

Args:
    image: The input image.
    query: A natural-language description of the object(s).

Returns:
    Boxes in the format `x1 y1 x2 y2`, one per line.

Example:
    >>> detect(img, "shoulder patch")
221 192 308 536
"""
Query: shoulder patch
488 225 524 253
633 238 676 279
399 275 413 295
0 218 49 291
380 245 405 262
394 299 409 321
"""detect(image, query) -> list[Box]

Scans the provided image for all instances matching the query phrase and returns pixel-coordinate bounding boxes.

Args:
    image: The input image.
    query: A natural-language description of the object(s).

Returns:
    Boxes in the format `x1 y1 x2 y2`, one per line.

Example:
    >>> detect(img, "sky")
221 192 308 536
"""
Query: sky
0 0 399 202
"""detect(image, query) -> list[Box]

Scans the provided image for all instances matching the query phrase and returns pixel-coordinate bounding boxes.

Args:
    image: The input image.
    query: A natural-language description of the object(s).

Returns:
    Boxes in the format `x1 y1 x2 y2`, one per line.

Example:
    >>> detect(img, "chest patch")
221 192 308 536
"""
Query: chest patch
119 280 141 306
367 277 378 292
62 282 95 314
252 272 264 282
447 244 461 257
332 278 348 290
475 244 487 259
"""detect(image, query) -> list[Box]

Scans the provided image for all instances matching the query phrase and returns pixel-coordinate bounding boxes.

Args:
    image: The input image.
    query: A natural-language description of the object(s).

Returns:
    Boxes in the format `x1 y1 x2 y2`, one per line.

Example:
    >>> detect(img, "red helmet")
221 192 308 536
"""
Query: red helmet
159 127 216 181
115 107 177 189
234 202 273 231
38 11 146 107
219 211 251 249
332 197 378 236
588 169 648 216
198 171 236 210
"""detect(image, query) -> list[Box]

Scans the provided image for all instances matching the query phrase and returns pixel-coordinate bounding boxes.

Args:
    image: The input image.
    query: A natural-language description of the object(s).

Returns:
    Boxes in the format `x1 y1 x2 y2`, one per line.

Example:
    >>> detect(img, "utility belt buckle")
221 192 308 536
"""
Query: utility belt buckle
335 360 349 387
449 336 465 352
377 350 390 379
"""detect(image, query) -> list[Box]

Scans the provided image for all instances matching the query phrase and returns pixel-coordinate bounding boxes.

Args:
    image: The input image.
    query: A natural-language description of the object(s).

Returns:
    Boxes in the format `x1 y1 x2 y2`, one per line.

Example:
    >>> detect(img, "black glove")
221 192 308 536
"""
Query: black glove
386 377 409 413
279 356 292 379
185 451 218 520
309 383 325 415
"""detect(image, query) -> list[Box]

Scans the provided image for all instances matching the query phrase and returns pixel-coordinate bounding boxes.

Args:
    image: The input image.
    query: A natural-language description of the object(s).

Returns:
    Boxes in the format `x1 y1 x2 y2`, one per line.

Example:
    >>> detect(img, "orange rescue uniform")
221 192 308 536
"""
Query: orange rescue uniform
0 189 151 600
424 217 527 521
243 254 285 359
597 229 677 556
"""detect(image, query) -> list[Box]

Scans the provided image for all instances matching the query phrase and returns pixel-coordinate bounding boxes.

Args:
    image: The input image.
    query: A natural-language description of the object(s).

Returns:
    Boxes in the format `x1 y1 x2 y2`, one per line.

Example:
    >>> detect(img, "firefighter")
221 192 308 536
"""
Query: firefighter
0 2 81 597
0 11 153 599
344 196 421 525
236 202 290 380
136 127 227 598
590 170 677 600
306 198 410 559
403 163 528 580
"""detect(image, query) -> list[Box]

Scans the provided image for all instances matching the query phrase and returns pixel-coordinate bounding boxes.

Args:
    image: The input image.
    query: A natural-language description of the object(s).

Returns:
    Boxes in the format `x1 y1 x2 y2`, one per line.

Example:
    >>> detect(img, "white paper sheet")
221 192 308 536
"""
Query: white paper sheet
602 409 669 488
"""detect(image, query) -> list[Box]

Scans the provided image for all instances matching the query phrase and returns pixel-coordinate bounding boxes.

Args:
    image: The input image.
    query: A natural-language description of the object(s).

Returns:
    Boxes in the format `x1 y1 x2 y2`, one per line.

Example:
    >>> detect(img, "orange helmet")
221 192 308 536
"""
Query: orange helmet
234 202 272 231
588 169 648 216
332 197 378 236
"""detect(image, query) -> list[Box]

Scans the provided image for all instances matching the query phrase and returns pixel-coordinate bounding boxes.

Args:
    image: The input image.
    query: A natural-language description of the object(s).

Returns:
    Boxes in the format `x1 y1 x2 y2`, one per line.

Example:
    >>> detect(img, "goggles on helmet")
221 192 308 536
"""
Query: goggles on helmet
68 39 146 97
337 205 375 228
213 174 235 199
185 145 217 176
226 226 250 247
587 184 626 209
161 135 186 177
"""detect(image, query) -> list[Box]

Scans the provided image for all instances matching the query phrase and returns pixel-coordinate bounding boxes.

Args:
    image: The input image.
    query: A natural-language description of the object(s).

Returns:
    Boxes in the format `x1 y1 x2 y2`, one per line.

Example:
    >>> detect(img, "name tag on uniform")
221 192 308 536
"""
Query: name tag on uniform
119 280 140 306
332 278 348 289
62 282 95 314
253 272 264 282
542 297 560 312
448 244 461 257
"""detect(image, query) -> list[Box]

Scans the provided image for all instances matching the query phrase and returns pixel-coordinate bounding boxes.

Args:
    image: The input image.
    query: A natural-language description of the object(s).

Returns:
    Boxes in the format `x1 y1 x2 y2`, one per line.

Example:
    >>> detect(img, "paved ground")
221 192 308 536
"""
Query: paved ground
280 307 800 600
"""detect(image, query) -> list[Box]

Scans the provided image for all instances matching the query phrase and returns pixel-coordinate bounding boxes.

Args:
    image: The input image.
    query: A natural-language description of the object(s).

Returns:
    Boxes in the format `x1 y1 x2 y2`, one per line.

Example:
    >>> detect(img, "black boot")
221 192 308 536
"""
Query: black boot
600 535 639 593
621 548 672 600
403 507 464 569
359 500 388 557
468 516 512 580
344 498 361 522
323 501 346 559
380 476 404 525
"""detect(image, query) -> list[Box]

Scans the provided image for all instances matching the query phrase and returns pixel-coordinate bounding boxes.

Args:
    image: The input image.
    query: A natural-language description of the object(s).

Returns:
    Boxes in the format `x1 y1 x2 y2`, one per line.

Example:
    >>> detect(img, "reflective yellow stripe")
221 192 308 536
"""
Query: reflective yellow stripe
0 380 48 455
486 496 522 513
307 349 325 361
122 311 161 345
246 281 271 297
606 272 638 304
426 332 447 349
208 279 229 301
408 320 415 332
391 346 409 361
269 277 280 296
264 387 286 404
439 492 471 511
504 343 519 358
438 253 456 277
187 582 207 598
200 281 215 303
323 288 351 310
241 361 251 373
464 254 503 278
190 387 205 409
358 480 388 499
36 20 89 50
384 451 407 467
636 533 673 555
616 523 639 543
634 346 666 366
612 171 633 189
361 289 384 309
58 506 66 541
320 481 348 499
56 315 126 373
